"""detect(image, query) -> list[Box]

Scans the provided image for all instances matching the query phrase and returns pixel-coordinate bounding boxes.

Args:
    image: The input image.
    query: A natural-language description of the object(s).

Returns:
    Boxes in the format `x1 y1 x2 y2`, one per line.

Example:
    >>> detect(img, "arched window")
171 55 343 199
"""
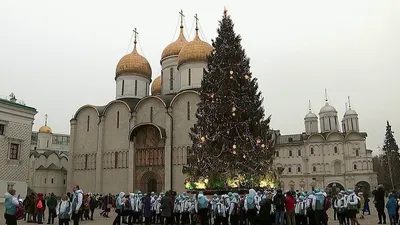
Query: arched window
187 102 190 120
355 149 359 156
116 111 120 128
44 178 47 184
334 146 338 153
51 178 54 184
353 164 357 170
115 152 119 168
188 69 192 86
288 167 292 173
298 149 301 156
310 147 314 155
63 179 66 185
134 80 138 96
150 107 153 123
297 166 301 173
312 166 316 172
289 150 292 157
276 151 279 157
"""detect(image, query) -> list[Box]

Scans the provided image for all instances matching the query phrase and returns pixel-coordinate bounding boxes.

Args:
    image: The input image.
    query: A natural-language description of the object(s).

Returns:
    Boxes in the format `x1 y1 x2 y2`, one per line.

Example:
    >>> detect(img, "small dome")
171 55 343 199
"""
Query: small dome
39 125 52 133
177 30 213 67
319 103 337 114
115 43 152 80
344 109 358 116
305 112 318 119
161 27 187 61
151 76 161 95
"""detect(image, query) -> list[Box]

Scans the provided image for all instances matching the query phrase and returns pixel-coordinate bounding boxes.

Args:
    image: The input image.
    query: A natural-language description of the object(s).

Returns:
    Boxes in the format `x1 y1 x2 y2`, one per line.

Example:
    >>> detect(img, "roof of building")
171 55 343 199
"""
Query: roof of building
0 97 36 112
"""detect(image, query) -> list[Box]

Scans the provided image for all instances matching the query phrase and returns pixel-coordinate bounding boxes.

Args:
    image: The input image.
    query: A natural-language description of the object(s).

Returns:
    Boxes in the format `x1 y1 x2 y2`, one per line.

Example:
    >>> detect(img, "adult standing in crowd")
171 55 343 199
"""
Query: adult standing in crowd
373 184 386 224
71 185 83 225
161 191 174 225
4 188 20 225
47 193 57 224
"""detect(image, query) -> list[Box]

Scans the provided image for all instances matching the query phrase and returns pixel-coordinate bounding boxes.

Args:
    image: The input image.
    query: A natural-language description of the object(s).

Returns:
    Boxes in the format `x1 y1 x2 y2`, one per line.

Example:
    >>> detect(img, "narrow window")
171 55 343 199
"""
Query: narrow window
353 164 357 170
87 116 90 132
150 107 153 123
0 124 4 135
334 117 338 129
187 102 190 120
334 146 338 153
9 143 19 160
298 149 301 156
310 147 314 155
288 137 293 142
289 150 292 157
115 152 119 168
122 80 125 95
145 82 148 96
188 69 191 86
313 166 316 172
135 80 138 96
63 179 65 185
51 178 54 184
44 178 47 184
351 119 354 130
288 167 292 173
276 151 279 157
47 140 49 148
329 117 332 130
297 167 301 172
84 154 88 170
169 68 174 90
356 149 359 156
117 111 120 128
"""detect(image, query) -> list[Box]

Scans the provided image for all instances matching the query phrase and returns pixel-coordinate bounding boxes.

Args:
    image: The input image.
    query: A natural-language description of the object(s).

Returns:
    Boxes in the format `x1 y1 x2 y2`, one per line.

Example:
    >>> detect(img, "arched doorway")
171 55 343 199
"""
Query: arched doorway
356 181 371 195
326 182 345 196
147 178 157 193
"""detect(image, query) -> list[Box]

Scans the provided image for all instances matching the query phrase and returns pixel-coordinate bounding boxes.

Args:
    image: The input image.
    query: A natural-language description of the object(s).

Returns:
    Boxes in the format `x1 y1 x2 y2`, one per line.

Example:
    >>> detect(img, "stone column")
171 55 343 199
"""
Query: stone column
67 119 77 189
128 112 137 191
164 108 172 191
95 116 105 194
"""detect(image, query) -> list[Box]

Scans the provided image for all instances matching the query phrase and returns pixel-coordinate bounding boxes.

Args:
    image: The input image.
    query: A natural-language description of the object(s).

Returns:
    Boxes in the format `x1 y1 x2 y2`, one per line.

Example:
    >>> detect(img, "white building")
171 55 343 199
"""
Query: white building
274 98 377 194
0 94 37 202
28 118 69 196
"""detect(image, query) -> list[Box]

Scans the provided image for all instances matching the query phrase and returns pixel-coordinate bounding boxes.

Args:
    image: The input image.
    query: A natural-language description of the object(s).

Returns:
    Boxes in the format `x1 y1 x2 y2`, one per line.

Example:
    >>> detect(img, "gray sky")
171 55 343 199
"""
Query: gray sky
1 0 399 152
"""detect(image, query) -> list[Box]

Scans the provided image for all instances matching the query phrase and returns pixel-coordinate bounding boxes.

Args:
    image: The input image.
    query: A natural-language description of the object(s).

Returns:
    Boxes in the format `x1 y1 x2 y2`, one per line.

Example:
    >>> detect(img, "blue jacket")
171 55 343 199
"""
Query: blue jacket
4 192 18 215
386 195 397 216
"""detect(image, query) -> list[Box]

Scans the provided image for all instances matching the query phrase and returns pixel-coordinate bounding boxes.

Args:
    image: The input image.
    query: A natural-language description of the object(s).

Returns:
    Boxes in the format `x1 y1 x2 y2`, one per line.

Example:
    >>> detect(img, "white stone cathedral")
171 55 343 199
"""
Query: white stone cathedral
273 98 377 193
68 13 212 195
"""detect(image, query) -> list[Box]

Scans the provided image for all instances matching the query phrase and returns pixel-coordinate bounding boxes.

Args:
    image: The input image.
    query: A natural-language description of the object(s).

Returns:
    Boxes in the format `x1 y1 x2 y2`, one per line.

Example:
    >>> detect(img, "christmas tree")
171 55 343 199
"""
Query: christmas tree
184 11 275 189
382 121 400 189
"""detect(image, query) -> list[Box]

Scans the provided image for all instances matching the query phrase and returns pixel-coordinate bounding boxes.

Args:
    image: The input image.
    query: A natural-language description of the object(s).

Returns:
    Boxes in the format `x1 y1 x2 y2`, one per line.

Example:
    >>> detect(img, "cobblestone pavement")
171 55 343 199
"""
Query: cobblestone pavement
0 208 379 225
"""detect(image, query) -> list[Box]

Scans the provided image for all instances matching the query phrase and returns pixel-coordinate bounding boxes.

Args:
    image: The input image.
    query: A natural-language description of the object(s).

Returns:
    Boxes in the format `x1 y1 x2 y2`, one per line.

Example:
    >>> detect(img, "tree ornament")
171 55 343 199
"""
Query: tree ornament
243 155 246 159
232 106 236 112
244 75 249 79
261 144 265 148
256 139 261 144
232 112 236 116
230 70 233 75
200 137 206 142
233 144 237 149
230 76 233 79
232 150 236 155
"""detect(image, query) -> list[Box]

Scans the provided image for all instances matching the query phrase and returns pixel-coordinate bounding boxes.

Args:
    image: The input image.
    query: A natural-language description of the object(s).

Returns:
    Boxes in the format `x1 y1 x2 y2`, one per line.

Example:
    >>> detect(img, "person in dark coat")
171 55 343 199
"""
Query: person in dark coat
161 191 174 225
143 193 152 225
259 193 273 225
373 185 386 224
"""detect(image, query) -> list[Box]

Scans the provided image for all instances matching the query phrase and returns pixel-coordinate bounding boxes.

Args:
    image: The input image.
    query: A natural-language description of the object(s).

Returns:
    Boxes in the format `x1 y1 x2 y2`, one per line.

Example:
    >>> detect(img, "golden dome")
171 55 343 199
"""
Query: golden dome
161 27 187 61
151 76 162 95
115 42 152 80
39 125 52 133
177 30 213 67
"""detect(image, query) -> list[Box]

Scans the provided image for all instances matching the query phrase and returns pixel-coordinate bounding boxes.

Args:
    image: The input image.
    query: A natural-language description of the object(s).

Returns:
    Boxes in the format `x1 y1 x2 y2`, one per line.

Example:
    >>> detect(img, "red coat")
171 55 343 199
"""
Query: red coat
285 195 296 211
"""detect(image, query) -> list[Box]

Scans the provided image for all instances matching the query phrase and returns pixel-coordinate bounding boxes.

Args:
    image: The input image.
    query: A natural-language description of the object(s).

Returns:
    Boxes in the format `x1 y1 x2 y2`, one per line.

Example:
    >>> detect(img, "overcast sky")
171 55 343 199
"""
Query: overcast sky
1 0 399 152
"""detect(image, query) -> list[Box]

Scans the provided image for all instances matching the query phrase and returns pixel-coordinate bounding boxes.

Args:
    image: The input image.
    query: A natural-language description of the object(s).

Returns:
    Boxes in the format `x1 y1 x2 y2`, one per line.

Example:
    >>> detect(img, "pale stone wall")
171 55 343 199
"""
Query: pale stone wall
0 100 37 202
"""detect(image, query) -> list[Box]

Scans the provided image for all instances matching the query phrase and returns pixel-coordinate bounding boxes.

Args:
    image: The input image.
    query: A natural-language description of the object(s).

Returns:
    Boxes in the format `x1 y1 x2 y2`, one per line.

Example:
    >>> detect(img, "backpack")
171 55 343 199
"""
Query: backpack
124 199 131 210
347 195 358 210
198 198 208 209
315 195 325 211
324 197 331 210
58 202 71 220
16 202 24 220
37 200 43 209
247 195 256 210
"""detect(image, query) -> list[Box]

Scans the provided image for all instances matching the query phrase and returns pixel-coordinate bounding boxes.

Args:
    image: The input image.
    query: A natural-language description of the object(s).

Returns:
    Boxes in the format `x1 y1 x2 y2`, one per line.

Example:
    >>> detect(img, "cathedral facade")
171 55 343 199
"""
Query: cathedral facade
273 99 377 193
68 16 211 194
29 121 69 196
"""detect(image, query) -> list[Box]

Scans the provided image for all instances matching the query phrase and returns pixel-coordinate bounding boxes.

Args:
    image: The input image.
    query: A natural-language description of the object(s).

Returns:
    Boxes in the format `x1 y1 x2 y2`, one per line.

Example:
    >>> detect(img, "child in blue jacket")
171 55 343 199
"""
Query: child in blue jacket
386 193 397 225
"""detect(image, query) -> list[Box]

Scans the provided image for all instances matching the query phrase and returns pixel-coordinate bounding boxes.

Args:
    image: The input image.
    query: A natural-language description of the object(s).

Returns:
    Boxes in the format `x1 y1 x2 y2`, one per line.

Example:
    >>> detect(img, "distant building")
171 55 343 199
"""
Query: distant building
0 94 37 202
274 97 377 194
28 116 69 196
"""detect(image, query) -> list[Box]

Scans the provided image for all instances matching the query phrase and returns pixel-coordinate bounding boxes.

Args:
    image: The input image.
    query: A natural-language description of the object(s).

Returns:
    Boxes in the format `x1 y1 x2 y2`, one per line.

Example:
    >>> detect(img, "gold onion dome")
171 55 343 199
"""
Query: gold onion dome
151 76 162 95
161 26 188 61
115 38 152 80
39 125 52 133
177 28 213 67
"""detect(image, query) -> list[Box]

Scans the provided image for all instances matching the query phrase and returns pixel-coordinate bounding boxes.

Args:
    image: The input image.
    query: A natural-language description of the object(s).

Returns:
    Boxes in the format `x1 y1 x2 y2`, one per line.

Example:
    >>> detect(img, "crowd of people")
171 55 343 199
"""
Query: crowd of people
4 183 400 225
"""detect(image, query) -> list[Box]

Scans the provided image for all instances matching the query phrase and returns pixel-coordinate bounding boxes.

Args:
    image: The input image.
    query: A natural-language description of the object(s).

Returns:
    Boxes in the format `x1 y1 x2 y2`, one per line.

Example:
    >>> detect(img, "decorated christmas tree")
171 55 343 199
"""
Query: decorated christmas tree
184 10 275 189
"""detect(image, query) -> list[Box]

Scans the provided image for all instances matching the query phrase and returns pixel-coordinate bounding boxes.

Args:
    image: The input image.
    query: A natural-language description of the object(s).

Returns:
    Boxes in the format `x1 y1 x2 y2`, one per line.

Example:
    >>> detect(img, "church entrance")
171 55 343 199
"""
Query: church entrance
148 178 157 193
129 123 166 193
